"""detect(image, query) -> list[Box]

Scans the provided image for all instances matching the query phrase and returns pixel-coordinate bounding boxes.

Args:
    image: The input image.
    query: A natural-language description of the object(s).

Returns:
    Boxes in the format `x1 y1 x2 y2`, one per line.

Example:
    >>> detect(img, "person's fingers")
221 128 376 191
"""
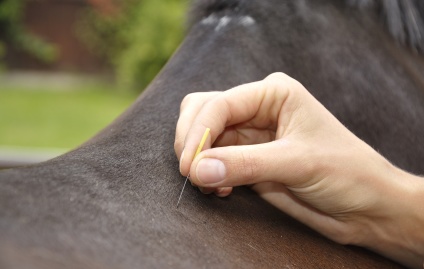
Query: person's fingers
188 139 317 189
198 187 215 195
179 126 214 176
251 182 349 243
175 92 220 162
180 73 299 176
212 124 276 147
198 186 233 197
214 187 233 197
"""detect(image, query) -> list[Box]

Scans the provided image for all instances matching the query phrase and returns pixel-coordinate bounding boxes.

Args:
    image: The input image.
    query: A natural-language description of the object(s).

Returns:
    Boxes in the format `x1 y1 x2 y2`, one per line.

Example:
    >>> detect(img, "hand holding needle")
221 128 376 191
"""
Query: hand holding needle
176 127 210 208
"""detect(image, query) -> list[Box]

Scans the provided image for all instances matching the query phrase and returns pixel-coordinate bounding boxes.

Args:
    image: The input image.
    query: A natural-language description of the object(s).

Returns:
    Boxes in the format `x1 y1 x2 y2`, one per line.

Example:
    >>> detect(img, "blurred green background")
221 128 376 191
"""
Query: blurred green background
0 0 188 165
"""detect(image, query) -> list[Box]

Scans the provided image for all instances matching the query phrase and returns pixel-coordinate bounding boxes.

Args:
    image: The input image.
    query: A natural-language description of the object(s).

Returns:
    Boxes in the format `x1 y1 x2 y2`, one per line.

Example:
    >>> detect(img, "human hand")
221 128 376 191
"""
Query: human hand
174 73 424 268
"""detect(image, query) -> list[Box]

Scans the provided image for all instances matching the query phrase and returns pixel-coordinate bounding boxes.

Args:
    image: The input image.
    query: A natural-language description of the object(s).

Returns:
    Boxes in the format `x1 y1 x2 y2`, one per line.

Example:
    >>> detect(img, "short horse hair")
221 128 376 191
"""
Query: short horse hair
190 0 424 52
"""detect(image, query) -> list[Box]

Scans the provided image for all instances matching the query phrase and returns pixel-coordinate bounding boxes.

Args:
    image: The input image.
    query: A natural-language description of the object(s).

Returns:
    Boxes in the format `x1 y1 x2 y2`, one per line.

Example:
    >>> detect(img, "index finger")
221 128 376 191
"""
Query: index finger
180 76 291 175
175 92 220 160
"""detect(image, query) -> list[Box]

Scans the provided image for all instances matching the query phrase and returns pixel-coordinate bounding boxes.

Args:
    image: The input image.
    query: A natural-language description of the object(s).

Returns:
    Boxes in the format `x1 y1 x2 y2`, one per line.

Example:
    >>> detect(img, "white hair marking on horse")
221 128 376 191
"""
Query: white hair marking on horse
200 15 256 31
201 14 218 25
215 16 231 31
239 16 256 26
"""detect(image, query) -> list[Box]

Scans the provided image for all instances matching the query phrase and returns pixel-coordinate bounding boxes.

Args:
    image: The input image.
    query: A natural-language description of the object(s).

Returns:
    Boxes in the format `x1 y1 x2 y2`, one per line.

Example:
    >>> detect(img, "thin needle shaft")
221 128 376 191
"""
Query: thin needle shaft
176 175 189 208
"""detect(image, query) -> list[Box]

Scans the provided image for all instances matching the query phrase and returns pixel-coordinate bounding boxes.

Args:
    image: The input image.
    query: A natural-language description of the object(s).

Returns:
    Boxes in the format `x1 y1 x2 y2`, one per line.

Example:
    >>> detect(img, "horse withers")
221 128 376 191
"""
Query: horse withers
0 0 423 268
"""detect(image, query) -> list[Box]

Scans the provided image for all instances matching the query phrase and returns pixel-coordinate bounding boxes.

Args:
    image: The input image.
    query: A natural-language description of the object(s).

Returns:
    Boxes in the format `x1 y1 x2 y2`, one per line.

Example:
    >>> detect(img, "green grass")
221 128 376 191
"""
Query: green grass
0 83 137 149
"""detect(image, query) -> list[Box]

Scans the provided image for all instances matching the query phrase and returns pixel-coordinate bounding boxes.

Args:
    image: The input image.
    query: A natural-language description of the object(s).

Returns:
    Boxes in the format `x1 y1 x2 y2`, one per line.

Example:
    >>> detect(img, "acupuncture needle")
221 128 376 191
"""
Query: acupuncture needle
176 127 210 208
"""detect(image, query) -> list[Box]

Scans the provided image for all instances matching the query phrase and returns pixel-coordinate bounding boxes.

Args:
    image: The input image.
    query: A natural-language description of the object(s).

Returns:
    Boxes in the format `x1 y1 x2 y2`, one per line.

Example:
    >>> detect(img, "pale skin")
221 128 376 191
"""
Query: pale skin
174 73 424 268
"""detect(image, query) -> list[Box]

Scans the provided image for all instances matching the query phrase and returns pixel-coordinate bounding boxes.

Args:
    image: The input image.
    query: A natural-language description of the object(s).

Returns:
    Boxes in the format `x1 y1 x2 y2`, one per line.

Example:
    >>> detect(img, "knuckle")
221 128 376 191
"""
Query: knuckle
181 93 197 109
265 72 288 82
289 79 306 93
264 73 289 92
234 150 260 184
174 136 184 155
264 73 306 98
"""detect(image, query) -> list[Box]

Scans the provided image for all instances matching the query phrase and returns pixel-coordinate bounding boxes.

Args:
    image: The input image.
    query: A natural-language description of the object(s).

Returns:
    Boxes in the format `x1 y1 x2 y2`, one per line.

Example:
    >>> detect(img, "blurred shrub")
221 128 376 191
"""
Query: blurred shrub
0 0 58 65
77 0 188 91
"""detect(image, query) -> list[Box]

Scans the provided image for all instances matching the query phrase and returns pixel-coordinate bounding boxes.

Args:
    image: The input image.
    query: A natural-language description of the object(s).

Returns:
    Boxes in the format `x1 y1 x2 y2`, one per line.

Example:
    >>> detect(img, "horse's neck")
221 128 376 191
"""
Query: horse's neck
0 0 420 268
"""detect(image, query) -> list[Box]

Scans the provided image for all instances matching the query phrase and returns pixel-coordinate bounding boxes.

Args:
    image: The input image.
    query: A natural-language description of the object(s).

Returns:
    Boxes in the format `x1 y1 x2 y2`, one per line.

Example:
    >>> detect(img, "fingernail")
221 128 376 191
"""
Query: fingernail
179 149 185 173
196 158 226 184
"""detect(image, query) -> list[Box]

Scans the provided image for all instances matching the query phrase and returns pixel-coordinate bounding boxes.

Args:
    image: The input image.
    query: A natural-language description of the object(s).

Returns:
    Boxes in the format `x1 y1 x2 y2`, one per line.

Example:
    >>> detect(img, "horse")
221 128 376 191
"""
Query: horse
1 0 423 268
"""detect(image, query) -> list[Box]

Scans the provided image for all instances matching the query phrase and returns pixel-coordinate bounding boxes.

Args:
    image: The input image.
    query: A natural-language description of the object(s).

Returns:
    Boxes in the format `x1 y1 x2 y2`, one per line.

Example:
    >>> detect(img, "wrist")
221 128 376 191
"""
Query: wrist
357 164 424 268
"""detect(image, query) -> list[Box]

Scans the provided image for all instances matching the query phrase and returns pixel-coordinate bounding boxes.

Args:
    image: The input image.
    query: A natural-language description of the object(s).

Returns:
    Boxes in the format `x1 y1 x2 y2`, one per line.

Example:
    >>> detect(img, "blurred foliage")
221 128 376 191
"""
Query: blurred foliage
77 0 188 91
0 0 58 65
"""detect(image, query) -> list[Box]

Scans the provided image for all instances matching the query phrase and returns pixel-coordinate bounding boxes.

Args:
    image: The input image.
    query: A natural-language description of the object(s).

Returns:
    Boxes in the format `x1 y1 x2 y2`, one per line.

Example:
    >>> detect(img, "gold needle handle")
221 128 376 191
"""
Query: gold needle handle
176 128 210 208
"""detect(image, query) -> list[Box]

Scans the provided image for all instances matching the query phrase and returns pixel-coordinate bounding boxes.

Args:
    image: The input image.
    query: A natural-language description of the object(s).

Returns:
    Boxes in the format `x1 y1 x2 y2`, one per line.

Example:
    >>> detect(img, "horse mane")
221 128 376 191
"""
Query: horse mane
189 0 424 52
188 0 249 23
347 0 424 52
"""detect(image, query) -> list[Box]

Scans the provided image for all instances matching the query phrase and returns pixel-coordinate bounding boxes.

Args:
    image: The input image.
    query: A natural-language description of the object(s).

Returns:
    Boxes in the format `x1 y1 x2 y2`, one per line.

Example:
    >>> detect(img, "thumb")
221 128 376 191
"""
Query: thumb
189 139 312 188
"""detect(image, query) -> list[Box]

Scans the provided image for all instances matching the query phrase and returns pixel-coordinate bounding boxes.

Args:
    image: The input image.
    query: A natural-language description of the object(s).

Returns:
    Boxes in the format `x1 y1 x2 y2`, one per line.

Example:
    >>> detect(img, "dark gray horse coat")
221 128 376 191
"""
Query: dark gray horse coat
1 0 423 268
